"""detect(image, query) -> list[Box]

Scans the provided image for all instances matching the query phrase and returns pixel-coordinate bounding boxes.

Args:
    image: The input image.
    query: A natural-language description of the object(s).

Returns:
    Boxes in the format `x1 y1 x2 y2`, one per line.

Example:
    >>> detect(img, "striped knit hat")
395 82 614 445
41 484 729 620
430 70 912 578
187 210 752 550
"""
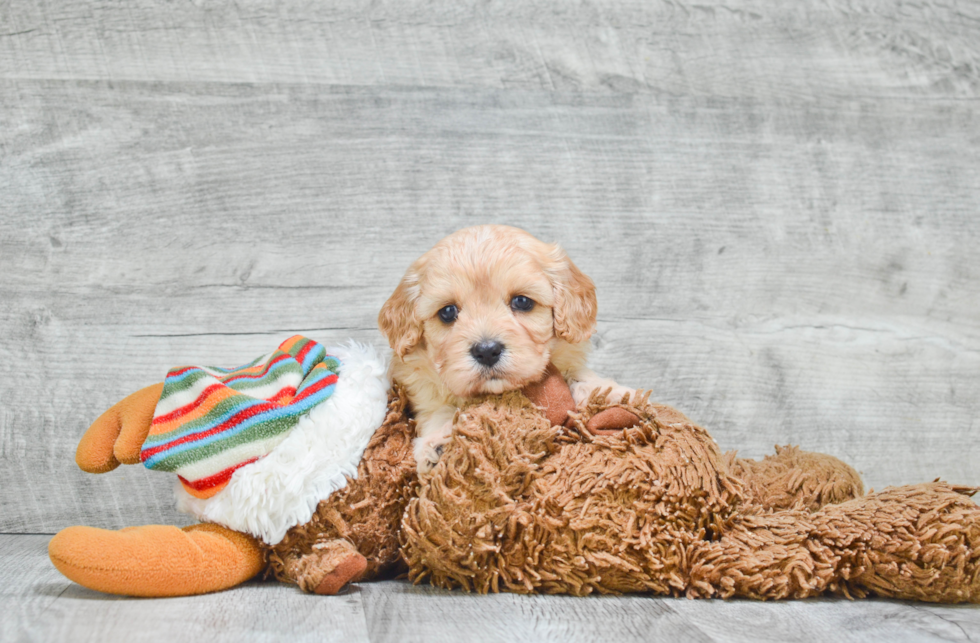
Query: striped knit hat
141 336 340 499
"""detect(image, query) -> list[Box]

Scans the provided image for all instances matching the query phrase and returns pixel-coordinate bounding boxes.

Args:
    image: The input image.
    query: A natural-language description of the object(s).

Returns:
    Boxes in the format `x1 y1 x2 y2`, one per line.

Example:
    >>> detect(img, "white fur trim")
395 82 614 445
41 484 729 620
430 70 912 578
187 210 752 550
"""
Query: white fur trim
175 341 390 545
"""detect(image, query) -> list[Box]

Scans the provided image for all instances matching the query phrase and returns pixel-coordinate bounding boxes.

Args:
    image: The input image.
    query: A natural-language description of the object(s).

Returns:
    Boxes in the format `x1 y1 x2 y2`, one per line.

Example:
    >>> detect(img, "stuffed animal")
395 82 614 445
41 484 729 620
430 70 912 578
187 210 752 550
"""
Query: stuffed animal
50 339 980 602
49 337 417 597
402 373 980 602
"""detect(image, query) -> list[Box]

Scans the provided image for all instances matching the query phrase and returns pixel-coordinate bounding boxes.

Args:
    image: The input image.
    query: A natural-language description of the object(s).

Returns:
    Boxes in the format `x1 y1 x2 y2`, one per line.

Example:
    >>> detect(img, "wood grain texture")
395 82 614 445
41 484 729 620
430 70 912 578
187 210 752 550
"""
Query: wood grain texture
3 536 977 643
3 81 978 531
361 582 980 642
1 0 978 98
1 0 979 536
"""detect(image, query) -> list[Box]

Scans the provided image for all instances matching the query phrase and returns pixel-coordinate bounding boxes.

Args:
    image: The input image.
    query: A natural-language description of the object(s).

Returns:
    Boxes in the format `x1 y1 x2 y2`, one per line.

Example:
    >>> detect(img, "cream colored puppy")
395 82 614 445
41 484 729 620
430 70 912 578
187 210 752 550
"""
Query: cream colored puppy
378 225 633 473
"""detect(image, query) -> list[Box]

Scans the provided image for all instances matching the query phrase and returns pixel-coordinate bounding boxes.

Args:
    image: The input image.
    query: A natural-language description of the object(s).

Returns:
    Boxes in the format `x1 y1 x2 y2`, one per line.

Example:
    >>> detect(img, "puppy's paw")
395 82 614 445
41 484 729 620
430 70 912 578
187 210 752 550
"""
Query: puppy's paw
413 422 453 476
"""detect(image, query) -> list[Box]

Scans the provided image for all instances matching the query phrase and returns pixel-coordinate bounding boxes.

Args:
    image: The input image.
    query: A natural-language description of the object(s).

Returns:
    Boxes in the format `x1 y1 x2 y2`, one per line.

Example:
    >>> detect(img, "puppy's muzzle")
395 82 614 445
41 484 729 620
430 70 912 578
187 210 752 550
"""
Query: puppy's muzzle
470 340 505 368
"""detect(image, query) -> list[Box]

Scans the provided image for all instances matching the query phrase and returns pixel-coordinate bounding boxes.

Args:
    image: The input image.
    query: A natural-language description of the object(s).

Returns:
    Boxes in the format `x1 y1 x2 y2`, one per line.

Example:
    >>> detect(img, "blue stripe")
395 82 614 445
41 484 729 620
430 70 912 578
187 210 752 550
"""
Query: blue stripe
299 343 326 376
143 395 268 449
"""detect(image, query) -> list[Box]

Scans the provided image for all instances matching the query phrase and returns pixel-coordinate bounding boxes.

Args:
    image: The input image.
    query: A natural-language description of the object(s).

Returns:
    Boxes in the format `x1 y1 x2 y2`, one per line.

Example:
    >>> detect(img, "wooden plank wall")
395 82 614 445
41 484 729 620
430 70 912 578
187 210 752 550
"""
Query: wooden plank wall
1 0 978 532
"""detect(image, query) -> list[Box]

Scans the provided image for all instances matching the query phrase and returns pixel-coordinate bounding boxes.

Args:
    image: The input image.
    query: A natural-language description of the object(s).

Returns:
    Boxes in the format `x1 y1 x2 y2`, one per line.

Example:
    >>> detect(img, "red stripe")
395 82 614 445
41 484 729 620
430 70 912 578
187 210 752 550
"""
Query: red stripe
178 457 260 490
268 386 297 405
168 366 198 378
151 382 226 426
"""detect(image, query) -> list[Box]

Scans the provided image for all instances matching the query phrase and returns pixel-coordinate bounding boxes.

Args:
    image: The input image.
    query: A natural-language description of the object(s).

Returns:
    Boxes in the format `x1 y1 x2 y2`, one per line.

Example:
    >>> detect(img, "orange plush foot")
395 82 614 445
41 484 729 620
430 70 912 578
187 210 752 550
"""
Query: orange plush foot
75 383 164 473
48 523 264 597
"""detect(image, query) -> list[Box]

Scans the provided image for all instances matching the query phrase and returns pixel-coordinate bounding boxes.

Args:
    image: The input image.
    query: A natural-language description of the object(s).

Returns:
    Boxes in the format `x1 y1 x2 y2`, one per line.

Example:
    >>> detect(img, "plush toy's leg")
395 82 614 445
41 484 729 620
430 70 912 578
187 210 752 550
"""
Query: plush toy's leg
687 482 980 603
48 523 264 597
686 509 835 600
280 539 368 595
813 482 980 603
726 445 864 513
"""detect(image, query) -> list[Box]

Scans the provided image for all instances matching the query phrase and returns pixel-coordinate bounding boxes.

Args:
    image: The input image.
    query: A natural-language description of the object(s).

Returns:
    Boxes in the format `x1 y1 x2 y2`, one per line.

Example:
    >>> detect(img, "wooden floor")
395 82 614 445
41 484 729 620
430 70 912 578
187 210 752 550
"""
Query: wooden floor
3 535 979 643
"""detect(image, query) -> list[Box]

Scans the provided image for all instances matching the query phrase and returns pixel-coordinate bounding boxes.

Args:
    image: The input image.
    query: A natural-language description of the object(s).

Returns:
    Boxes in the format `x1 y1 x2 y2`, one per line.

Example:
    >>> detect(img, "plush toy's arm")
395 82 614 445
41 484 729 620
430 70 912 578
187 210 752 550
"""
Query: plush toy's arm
523 363 639 435
76 383 163 473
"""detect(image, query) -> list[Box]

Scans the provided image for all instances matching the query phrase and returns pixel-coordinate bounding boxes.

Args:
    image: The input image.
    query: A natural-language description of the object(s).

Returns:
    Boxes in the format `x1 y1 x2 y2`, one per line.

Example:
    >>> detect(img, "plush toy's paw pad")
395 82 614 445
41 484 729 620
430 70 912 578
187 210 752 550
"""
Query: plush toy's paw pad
290 540 368 595
113 382 165 464
76 382 165 472
585 407 642 435
523 363 576 427
314 551 368 595
75 411 124 473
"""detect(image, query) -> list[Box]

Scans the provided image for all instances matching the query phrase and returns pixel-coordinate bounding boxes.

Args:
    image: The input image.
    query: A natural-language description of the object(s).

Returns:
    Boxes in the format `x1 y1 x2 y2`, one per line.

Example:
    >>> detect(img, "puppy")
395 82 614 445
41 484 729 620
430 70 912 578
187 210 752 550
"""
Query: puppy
378 225 633 473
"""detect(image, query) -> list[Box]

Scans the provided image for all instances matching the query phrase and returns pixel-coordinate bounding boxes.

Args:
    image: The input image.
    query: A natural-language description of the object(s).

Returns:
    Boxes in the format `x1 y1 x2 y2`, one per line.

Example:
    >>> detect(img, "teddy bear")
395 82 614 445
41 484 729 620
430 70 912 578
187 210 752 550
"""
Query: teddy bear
401 378 980 602
49 339 980 602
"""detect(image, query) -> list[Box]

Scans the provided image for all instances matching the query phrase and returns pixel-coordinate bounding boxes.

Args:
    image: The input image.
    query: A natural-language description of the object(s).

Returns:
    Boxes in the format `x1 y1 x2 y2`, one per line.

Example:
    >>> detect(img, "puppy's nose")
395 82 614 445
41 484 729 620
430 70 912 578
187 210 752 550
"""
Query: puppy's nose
470 340 504 367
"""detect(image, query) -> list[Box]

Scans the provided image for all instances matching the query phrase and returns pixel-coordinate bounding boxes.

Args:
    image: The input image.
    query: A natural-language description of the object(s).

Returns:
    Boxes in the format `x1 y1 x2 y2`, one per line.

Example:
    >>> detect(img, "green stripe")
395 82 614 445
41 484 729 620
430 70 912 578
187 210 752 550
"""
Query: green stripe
223 361 303 392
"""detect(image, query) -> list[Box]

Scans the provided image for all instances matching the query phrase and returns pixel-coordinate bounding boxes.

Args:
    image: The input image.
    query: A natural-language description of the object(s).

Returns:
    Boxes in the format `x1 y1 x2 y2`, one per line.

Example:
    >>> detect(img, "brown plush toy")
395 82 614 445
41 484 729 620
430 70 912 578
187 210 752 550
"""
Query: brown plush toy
402 367 980 603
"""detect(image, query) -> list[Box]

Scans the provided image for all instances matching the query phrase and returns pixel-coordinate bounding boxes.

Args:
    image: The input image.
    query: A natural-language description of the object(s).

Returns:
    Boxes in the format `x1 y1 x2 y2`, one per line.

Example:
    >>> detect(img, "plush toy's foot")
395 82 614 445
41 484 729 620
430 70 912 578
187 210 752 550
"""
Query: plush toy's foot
282 539 368 595
76 382 164 473
48 523 264 597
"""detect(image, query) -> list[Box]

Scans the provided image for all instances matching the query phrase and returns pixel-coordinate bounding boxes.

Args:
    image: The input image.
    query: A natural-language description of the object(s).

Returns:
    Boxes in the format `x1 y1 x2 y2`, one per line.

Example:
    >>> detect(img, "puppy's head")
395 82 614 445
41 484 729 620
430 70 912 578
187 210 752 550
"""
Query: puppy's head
379 225 596 397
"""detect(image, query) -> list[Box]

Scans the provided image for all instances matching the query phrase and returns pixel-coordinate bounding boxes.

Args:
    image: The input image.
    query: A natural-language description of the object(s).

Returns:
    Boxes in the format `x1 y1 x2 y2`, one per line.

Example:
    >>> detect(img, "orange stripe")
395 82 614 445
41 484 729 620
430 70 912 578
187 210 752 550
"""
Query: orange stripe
278 335 304 354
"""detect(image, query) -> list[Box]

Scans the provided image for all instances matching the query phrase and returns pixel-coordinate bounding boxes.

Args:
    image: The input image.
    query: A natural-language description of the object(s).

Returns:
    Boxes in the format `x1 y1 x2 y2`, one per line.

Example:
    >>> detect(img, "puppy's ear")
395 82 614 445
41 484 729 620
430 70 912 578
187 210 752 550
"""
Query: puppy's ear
378 272 424 358
549 245 597 344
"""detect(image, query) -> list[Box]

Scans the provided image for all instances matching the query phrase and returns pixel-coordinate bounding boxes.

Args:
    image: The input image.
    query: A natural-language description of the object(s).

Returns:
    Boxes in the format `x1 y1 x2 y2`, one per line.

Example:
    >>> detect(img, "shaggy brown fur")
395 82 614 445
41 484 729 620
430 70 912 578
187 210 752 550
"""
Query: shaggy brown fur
400 390 980 602
724 445 864 513
265 387 419 589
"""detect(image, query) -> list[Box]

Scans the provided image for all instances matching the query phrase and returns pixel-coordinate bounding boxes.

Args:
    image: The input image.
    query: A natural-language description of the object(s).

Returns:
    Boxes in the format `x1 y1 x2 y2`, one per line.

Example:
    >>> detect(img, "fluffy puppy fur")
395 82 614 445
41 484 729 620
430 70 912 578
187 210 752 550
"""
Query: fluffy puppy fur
379 225 632 473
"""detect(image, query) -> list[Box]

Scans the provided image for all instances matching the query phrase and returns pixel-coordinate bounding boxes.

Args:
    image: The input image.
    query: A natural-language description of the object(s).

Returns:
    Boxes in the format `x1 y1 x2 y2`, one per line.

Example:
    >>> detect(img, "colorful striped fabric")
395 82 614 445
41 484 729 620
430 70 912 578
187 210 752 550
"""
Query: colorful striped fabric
141 336 341 499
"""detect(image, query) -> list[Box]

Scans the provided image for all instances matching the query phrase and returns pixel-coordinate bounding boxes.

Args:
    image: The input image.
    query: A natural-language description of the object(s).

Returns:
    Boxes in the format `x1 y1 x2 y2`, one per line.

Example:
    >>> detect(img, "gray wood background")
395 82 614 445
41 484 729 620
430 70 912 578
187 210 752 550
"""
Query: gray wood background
1 0 978 538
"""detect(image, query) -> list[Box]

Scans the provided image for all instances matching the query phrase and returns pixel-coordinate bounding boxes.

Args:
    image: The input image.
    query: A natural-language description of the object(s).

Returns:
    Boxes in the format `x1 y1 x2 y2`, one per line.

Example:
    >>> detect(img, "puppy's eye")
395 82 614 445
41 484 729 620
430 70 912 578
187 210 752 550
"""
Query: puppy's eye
510 295 535 312
437 304 458 324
